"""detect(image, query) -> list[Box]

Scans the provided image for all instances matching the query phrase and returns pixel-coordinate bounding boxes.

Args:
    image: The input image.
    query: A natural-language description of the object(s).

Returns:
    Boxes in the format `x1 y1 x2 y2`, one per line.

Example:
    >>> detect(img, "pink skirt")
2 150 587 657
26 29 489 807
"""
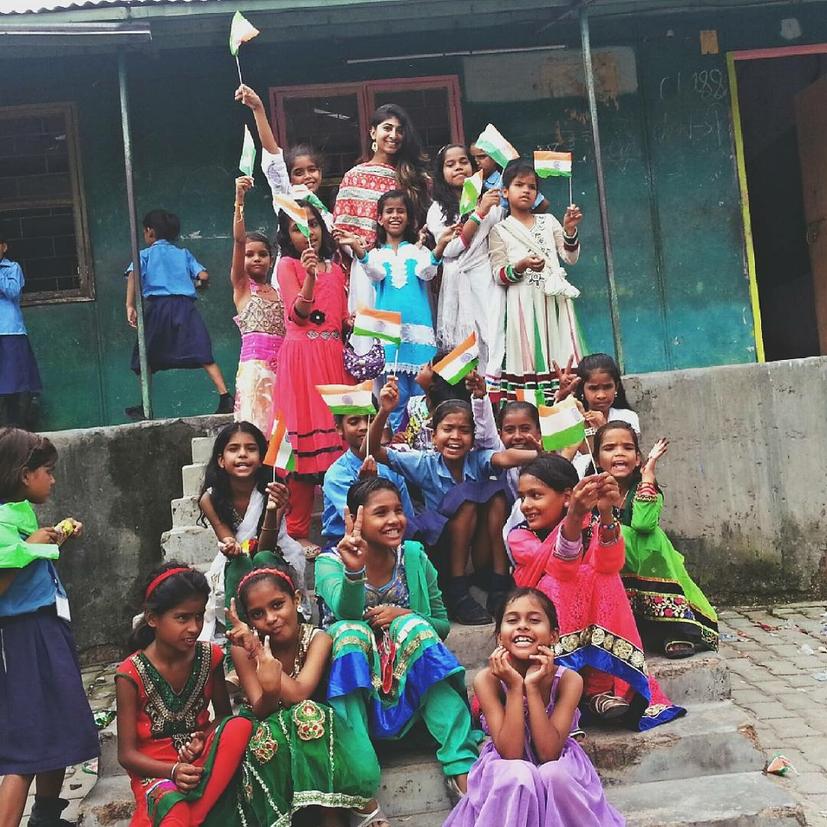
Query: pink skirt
234 331 283 435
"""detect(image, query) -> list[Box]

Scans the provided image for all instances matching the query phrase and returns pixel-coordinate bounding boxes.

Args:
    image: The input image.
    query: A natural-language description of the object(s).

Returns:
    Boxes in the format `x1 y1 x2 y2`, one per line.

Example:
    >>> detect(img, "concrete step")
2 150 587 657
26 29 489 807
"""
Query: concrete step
182 463 206 497
191 436 215 464
160 525 216 565
171 494 201 528
606 771 804 826
76 775 132 827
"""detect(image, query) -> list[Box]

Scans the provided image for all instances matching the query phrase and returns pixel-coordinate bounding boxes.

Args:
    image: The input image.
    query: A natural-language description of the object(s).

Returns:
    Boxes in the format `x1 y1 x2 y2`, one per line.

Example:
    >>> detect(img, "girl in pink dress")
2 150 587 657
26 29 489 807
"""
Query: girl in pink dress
508 455 684 731
274 201 349 541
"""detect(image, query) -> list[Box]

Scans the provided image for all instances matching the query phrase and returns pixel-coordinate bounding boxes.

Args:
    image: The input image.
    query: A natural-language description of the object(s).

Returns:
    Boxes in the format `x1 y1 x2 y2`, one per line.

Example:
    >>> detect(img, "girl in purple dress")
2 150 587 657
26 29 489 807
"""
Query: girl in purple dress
445 587 625 827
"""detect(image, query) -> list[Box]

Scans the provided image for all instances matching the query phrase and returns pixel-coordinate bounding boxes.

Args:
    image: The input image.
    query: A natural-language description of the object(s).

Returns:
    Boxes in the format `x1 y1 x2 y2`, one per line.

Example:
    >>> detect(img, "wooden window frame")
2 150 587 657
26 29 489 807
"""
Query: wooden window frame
0 101 94 306
269 74 465 172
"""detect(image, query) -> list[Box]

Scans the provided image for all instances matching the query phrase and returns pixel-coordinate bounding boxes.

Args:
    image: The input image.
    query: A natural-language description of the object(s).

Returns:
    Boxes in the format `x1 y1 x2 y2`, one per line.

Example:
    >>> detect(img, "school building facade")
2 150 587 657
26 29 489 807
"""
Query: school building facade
2 0 825 431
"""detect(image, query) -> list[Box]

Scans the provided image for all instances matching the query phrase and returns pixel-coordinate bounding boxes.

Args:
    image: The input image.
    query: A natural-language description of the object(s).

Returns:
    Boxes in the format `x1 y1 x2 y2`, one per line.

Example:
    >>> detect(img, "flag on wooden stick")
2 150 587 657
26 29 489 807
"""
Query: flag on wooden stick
538 397 586 452
273 194 310 238
352 308 402 344
459 171 483 216
534 150 573 178
239 125 256 177
229 11 259 55
433 333 479 385
264 414 296 471
317 381 376 415
475 124 519 169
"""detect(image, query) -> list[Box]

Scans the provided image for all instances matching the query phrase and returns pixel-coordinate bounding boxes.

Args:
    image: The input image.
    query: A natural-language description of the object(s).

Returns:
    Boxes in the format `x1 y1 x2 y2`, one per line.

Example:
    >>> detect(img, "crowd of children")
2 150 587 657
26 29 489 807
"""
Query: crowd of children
0 95 723 827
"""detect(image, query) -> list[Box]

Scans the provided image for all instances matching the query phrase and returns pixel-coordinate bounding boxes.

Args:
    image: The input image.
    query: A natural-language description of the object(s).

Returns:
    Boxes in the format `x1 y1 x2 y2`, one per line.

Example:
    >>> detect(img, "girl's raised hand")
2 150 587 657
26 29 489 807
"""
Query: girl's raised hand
256 635 283 695
219 537 242 558
234 83 263 111
265 481 289 511
464 369 487 399
235 176 254 201
646 438 669 470
438 224 461 245
568 475 601 521
173 762 203 792
417 227 430 248
553 356 581 402
338 505 367 572
525 644 555 688
564 204 583 234
300 246 318 276
596 472 623 515
489 646 524 691
359 456 378 479
379 377 399 412
583 409 606 430
477 188 500 217
226 598 260 659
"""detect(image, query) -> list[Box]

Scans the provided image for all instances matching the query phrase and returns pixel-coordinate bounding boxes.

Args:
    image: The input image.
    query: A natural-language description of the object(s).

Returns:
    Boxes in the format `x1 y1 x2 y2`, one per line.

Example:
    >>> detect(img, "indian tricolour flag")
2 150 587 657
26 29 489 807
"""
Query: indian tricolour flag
264 414 296 471
515 388 546 407
534 151 573 179
433 333 479 385
229 11 260 56
352 308 402 344
239 125 256 177
459 171 483 216
273 194 310 238
475 124 519 170
290 184 330 215
538 397 586 452
317 381 375 415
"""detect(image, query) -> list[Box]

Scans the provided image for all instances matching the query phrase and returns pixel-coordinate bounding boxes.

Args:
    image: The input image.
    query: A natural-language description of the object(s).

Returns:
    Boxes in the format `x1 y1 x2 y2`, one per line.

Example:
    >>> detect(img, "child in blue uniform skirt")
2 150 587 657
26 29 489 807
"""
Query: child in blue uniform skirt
124 209 233 419
0 428 99 827
0 238 41 429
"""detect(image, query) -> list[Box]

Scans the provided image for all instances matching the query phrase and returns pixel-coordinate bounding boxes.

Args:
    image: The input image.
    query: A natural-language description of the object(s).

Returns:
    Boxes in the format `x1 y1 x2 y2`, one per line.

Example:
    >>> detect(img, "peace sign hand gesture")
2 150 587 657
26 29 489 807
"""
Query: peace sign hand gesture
337 505 367 574
255 635 283 696
552 356 581 402
226 598 260 660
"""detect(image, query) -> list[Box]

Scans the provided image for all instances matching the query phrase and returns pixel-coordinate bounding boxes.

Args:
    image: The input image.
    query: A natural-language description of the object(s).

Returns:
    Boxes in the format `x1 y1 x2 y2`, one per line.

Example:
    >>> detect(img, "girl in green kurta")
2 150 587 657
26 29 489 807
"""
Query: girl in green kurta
227 566 385 827
315 477 482 798
595 422 719 659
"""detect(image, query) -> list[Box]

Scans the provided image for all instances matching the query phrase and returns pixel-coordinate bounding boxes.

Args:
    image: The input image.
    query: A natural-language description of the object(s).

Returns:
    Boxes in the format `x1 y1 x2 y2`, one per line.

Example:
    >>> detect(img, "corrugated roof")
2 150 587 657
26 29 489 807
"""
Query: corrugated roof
0 0 207 14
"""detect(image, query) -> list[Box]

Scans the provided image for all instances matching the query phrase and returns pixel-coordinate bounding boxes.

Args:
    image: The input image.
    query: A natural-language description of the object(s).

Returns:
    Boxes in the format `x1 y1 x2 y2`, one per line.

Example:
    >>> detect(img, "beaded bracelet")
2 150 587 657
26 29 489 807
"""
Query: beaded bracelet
345 566 366 580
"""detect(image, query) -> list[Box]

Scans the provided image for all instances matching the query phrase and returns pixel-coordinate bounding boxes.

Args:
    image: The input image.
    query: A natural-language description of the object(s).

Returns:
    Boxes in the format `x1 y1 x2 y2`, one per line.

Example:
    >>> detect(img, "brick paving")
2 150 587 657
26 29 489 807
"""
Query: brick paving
720 602 827 827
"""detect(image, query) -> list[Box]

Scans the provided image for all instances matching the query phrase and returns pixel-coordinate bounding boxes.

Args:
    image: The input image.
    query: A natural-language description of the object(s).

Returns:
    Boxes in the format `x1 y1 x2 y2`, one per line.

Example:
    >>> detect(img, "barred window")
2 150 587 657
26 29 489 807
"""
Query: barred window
0 102 93 304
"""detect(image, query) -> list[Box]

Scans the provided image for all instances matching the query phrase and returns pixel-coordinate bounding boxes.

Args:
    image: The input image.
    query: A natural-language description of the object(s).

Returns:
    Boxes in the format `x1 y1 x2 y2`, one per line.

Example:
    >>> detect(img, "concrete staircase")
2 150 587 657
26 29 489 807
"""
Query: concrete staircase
78 435 806 826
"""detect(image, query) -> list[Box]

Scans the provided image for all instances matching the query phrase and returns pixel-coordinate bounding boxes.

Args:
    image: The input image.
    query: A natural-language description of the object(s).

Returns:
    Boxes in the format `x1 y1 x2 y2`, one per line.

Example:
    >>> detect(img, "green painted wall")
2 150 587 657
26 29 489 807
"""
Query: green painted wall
3 4 824 430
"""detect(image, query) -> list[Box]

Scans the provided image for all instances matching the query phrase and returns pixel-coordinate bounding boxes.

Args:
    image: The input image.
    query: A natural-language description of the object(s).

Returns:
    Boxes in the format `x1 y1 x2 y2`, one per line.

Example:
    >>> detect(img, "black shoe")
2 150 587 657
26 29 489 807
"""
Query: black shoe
445 576 492 625
486 572 514 616
470 566 492 591
215 393 234 414
124 404 146 421
28 796 74 826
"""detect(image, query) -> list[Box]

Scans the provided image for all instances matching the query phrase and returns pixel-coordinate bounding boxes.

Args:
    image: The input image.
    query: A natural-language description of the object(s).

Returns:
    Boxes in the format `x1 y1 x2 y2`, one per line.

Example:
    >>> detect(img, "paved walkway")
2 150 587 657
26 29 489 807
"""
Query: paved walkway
720 602 827 827
10 603 827 825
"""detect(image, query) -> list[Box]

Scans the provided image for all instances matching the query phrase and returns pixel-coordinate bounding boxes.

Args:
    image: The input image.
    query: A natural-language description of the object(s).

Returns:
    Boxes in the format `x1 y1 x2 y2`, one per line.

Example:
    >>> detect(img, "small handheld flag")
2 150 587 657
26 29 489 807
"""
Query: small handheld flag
353 307 402 344
475 124 519 170
433 333 479 385
538 397 586 452
264 414 296 472
515 388 546 407
229 11 259 56
459 171 483 216
273 194 310 239
534 151 573 179
290 184 330 215
239 125 256 177
317 381 376 416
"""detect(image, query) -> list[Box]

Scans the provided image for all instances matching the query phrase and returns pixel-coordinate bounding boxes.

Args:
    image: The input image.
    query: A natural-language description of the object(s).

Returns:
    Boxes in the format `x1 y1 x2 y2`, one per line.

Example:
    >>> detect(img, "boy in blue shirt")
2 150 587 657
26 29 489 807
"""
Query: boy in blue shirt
0 237 41 428
322 412 415 547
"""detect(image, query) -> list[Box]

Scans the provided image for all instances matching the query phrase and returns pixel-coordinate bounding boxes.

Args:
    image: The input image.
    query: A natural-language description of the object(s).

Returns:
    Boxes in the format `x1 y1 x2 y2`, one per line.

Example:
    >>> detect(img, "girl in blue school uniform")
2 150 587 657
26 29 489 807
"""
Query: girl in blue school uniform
0 237 42 429
124 209 233 419
333 190 458 430
366 377 539 625
0 428 99 827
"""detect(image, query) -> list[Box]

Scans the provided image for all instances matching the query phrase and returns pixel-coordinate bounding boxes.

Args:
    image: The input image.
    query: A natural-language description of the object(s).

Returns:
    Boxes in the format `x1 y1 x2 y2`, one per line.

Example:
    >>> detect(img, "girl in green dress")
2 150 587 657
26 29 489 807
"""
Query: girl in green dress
227 566 386 827
595 421 719 658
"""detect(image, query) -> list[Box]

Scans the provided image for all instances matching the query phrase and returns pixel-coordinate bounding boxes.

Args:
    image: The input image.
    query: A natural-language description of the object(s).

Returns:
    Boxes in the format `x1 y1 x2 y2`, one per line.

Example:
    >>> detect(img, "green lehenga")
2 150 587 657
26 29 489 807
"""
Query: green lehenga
620 485 719 651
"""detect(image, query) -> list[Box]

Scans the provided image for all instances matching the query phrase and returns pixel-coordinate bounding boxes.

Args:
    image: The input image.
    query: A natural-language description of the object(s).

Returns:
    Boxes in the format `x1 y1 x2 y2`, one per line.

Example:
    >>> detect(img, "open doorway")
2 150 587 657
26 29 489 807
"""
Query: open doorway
732 47 827 361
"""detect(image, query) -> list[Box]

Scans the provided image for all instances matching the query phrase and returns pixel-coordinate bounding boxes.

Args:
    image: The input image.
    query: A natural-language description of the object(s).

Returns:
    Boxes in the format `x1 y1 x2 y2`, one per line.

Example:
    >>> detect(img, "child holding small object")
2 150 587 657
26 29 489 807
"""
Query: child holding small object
0 428 98 827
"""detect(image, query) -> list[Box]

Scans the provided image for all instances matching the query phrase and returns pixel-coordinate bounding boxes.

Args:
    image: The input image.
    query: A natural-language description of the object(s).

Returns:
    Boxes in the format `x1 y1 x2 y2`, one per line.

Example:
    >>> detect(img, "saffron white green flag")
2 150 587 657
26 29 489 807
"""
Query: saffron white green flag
239 125 256 177
229 11 259 56
475 124 519 170
515 388 546 407
433 333 479 385
317 381 376 415
538 397 586 452
264 414 296 471
290 184 330 215
458 171 483 216
534 151 573 179
273 194 310 238
353 308 402 344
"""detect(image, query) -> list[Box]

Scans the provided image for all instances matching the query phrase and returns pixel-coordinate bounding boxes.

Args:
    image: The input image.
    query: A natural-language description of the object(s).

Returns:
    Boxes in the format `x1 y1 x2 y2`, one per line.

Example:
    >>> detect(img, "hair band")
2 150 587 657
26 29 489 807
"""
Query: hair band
237 567 295 595
145 567 191 600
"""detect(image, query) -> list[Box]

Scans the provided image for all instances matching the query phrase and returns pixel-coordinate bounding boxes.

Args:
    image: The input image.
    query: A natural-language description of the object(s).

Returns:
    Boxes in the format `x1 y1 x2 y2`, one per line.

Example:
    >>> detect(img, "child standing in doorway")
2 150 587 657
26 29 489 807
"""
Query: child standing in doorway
0 238 41 429
124 210 233 419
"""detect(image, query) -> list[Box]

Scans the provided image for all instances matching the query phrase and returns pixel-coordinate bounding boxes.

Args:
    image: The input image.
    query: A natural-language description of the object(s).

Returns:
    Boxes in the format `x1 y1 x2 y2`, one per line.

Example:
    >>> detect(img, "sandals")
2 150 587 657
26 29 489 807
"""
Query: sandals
588 692 631 720
349 804 390 827
664 639 695 659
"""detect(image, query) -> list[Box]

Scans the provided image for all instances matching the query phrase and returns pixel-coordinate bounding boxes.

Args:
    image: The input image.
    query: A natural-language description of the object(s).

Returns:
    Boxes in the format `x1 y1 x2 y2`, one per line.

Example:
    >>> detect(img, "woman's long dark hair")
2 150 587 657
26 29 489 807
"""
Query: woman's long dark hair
198 421 270 531
431 143 467 225
369 104 430 228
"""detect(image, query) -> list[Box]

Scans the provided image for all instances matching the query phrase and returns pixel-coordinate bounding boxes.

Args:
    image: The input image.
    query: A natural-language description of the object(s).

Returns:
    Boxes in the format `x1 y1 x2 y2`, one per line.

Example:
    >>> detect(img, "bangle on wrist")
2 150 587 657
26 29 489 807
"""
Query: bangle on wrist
171 762 181 782
345 566 366 580
296 295 314 303
469 212 482 226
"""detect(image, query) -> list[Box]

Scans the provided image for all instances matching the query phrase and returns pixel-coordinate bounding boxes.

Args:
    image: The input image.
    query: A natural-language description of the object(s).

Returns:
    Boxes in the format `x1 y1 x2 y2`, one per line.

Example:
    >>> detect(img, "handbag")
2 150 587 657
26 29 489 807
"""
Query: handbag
343 336 386 381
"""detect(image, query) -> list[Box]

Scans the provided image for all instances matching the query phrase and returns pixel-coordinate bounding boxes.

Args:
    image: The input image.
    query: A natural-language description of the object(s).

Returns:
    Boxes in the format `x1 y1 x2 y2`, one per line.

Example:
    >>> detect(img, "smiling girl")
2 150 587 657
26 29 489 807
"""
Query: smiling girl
508 455 684 730
445 588 624 827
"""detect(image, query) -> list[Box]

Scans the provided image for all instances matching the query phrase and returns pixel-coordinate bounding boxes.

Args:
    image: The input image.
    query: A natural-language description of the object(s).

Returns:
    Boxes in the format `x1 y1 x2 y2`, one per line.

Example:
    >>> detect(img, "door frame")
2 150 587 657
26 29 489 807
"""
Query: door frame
727 43 827 363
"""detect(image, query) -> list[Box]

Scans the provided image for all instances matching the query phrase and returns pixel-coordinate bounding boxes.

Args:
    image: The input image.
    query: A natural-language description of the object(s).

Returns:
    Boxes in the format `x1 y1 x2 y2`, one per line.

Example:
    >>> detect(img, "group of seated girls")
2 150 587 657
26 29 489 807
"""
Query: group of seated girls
115 351 718 826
